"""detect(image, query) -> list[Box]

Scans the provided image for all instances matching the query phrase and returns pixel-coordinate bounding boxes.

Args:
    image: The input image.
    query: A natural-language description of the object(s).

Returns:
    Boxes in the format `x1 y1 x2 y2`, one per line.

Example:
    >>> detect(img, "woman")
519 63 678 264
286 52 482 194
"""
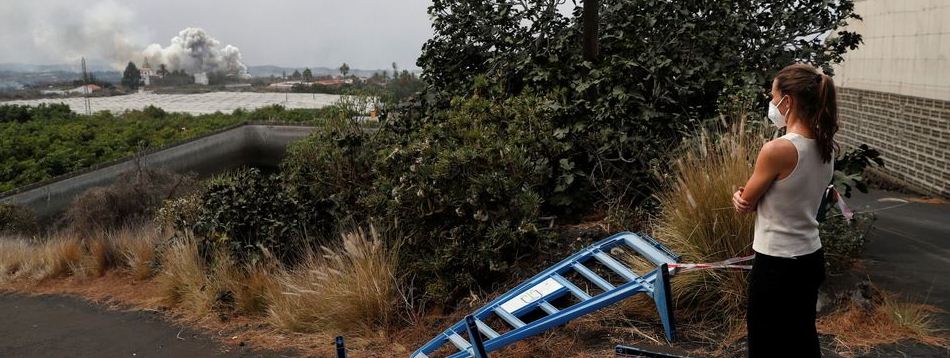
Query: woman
732 63 838 357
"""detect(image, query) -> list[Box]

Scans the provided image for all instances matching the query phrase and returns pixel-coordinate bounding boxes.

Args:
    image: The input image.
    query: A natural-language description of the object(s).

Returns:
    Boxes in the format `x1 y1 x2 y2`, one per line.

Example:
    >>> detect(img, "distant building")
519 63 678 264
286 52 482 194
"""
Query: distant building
314 78 347 86
194 72 209 85
267 81 305 91
140 58 156 86
43 84 101 96
71 84 102 94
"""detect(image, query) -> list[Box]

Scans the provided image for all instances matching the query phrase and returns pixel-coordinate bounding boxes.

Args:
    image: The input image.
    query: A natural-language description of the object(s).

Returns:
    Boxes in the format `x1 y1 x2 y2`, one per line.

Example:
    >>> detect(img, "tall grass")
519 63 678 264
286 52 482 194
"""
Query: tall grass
156 237 217 316
0 239 32 282
269 226 398 334
653 127 766 321
38 235 85 279
112 225 164 280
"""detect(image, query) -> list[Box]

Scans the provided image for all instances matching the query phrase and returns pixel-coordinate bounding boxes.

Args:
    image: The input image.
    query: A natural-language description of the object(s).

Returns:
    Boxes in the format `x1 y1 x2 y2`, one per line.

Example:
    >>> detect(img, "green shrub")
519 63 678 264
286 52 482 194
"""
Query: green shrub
156 194 202 231
415 0 863 206
820 211 875 273
283 115 379 223
367 95 571 302
192 168 332 263
0 203 38 236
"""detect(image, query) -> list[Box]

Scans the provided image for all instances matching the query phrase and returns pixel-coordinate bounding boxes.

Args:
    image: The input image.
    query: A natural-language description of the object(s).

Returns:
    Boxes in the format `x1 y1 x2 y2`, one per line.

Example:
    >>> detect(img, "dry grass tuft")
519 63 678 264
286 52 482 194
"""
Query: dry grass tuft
112 225 164 280
0 239 33 282
156 237 216 317
234 262 280 315
818 292 948 352
81 235 117 278
268 225 398 334
38 235 85 279
652 127 765 321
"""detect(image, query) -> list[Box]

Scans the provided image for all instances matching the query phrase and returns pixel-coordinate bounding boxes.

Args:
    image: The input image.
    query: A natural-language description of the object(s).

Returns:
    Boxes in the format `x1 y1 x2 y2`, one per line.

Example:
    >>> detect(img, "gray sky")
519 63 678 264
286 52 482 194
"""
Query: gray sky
0 0 434 70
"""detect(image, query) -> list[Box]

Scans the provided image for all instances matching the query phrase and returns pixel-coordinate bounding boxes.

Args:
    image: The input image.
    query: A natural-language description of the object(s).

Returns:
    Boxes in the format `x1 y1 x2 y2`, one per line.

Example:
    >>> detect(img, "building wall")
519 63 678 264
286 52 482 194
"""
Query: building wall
837 87 950 197
832 0 950 197
832 0 950 101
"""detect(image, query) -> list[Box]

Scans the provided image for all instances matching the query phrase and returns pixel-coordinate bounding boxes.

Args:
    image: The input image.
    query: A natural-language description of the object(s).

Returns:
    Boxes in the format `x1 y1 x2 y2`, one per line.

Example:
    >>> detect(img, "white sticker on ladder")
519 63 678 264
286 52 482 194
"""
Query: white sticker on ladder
499 277 564 314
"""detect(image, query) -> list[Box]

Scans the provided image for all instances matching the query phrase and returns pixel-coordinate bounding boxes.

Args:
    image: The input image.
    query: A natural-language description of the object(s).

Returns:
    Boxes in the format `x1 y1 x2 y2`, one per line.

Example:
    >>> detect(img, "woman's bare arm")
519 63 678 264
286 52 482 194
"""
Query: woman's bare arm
733 140 796 213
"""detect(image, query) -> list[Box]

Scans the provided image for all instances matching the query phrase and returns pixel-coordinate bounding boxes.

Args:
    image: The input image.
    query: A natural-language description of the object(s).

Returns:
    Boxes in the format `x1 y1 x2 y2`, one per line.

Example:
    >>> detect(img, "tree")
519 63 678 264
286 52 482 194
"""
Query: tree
339 63 350 77
391 62 398 80
121 61 141 90
582 0 599 61
291 70 302 80
158 64 169 78
415 0 863 203
302 68 313 81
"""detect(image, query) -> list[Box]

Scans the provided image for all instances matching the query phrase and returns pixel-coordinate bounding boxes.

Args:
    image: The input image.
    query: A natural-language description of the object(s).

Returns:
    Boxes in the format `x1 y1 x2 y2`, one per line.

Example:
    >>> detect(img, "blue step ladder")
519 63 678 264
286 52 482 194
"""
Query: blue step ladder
411 232 681 358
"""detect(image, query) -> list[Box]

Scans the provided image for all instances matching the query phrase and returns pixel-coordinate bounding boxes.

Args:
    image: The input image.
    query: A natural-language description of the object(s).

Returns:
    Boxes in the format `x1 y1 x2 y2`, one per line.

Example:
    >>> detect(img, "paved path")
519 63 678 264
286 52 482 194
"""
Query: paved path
847 190 950 319
0 293 287 358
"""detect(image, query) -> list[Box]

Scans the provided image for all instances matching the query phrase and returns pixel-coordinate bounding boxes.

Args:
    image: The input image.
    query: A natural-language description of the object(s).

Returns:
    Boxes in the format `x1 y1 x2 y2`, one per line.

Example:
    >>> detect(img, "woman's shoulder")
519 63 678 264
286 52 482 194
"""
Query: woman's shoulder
758 137 798 169
762 136 797 155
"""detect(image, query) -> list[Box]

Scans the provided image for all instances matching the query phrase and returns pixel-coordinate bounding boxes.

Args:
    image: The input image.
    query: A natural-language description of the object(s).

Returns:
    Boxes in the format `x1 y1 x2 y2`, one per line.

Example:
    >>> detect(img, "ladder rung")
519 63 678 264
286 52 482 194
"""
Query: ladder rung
493 307 526 328
447 332 471 351
573 262 615 292
593 251 639 282
474 319 500 340
552 274 592 301
539 301 559 315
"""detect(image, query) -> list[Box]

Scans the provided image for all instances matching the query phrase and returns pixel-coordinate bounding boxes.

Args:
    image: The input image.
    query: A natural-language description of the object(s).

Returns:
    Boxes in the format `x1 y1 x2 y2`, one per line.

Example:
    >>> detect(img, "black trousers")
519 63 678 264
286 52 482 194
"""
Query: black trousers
747 248 825 358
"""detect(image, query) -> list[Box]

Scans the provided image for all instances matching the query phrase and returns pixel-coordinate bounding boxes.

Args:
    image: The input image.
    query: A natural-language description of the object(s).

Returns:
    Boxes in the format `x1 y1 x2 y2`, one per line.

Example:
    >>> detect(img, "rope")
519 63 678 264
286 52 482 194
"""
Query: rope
668 255 755 273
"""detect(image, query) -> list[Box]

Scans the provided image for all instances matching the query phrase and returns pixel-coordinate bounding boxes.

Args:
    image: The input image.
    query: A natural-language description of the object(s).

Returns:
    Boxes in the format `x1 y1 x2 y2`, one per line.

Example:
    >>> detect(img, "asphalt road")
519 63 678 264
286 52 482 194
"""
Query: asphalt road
0 293 286 358
847 190 950 319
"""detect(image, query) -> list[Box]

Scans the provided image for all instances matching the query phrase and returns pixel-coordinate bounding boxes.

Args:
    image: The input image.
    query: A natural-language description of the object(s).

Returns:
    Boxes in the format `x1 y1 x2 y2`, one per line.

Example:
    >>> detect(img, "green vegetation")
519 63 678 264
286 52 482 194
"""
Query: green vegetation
0 103 337 193
121 61 142 89
156 0 866 305
414 0 862 208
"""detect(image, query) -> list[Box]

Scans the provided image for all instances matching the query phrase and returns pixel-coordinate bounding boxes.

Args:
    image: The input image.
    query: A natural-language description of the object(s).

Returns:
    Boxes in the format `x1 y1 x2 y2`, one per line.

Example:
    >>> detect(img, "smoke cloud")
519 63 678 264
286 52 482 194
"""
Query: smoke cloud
13 0 248 76
28 0 144 68
143 28 249 77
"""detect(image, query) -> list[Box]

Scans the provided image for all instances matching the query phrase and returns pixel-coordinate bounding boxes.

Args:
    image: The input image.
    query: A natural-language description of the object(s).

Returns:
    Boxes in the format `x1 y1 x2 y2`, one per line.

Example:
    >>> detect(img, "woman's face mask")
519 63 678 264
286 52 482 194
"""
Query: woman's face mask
767 95 789 128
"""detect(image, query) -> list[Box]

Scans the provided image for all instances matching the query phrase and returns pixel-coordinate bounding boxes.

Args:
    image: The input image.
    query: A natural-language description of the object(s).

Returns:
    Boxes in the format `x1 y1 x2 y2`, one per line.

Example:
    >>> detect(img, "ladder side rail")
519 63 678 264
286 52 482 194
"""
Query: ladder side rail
445 269 662 358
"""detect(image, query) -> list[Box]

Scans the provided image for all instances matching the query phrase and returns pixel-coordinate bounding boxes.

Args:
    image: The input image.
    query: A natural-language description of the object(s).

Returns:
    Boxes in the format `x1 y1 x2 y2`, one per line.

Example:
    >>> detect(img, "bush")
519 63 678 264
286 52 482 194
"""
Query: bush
283 115 378 223
820 211 875 273
418 0 861 203
368 95 572 301
191 168 331 263
0 203 38 236
65 168 196 235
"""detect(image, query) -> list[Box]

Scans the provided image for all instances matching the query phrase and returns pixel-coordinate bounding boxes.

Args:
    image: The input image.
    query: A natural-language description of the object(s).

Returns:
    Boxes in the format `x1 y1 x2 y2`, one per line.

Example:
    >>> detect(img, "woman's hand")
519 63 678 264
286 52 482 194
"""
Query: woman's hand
733 187 754 213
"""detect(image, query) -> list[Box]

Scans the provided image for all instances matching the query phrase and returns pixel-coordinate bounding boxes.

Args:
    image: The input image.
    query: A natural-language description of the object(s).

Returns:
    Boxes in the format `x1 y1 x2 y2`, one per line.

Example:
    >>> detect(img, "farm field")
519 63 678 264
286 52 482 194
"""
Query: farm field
1 92 340 114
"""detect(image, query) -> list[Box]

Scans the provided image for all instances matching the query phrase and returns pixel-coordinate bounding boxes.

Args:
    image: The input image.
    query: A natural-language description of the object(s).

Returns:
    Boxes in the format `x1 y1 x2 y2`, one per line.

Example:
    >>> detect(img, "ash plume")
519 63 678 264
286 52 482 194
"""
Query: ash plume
143 28 249 77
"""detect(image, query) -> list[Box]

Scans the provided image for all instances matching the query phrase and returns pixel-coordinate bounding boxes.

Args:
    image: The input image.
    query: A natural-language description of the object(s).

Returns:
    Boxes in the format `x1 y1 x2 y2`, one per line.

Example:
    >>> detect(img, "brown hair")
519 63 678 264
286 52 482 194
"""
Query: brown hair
774 63 838 163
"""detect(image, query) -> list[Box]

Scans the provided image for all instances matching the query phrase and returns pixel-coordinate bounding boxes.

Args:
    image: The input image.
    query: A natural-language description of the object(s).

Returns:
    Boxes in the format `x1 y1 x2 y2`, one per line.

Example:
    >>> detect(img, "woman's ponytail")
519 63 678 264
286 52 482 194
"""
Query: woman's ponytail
774 64 840 163
815 74 839 163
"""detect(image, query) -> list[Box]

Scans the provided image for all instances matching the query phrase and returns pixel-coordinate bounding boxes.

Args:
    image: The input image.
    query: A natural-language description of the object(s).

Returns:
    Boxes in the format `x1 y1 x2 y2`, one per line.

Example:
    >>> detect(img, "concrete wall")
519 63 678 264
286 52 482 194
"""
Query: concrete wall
0 124 318 221
831 0 950 197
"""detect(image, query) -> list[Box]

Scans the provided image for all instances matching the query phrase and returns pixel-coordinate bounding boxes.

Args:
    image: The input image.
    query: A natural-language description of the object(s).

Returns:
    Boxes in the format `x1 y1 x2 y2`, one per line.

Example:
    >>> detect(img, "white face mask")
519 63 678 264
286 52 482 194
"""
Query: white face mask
767 96 789 128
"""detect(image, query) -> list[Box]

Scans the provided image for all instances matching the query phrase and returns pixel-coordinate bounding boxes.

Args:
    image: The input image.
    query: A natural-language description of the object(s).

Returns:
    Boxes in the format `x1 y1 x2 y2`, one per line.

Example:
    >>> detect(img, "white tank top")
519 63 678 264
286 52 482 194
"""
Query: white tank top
752 133 834 258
